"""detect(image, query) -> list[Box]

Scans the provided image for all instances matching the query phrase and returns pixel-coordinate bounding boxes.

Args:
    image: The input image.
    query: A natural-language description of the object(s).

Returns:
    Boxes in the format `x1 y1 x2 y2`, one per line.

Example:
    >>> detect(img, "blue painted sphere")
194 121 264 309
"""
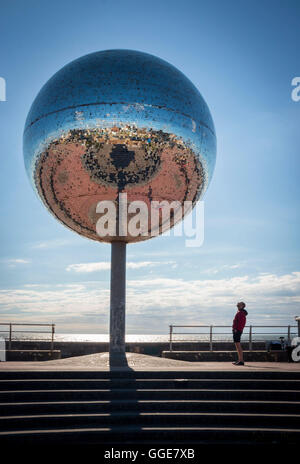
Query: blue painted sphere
23 49 216 242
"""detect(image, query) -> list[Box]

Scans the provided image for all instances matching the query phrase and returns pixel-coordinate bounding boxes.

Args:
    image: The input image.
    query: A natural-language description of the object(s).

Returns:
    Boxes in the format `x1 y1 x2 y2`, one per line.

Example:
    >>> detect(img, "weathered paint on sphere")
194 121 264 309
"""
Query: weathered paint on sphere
23 49 216 242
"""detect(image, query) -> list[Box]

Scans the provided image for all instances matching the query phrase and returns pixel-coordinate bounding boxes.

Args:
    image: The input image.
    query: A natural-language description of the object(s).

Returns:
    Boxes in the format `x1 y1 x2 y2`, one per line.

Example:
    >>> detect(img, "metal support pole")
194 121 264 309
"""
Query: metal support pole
109 241 126 355
249 325 253 351
209 325 213 351
287 325 291 343
51 324 55 352
170 325 173 352
9 323 12 350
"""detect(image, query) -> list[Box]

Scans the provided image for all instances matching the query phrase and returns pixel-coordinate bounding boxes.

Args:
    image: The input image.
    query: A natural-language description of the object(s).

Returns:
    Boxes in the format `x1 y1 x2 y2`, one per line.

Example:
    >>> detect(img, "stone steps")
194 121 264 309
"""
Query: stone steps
1 378 299 390
0 370 299 444
0 388 299 402
1 370 299 379
1 399 300 415
0 426 299 445
1 411 300 431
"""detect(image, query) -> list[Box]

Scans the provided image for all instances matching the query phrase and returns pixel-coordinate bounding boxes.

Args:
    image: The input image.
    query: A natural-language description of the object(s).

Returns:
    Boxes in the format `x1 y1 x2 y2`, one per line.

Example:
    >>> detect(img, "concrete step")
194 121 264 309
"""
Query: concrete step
162 351 290 362
1 399 300 415
2 369 300 380
1 411 300 431
1 378 299 390
0 425 299 444
0 388 299 402
1 370 300 380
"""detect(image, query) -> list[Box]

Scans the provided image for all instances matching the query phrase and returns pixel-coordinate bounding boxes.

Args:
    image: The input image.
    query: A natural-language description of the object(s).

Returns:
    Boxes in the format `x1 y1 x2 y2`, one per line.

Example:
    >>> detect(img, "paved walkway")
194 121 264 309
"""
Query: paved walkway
0 352 300 371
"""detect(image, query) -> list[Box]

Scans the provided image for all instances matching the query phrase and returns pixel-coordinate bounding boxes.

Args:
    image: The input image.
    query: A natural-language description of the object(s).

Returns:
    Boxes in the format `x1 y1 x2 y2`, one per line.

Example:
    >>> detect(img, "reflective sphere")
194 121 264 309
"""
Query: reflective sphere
24 49 216 242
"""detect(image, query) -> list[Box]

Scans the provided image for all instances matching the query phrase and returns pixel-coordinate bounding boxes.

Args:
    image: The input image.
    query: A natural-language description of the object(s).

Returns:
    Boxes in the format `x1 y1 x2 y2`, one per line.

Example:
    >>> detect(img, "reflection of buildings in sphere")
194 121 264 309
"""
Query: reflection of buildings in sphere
24 49 216 242
34 126 204 242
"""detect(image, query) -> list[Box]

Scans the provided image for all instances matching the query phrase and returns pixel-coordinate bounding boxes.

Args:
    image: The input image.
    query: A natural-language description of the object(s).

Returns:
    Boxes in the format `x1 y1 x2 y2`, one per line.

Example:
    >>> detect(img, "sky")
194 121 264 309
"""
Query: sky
0 0 299 334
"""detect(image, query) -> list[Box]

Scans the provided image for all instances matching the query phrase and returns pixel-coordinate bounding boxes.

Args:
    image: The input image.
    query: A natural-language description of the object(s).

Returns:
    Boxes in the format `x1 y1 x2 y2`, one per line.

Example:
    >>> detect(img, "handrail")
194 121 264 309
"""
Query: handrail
0 322 55 352
170 325 297 328
169 324 298 352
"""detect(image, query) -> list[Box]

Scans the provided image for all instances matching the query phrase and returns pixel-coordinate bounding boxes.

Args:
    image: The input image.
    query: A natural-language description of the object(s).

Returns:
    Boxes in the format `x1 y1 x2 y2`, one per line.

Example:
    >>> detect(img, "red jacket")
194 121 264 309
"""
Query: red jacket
232 309 247 332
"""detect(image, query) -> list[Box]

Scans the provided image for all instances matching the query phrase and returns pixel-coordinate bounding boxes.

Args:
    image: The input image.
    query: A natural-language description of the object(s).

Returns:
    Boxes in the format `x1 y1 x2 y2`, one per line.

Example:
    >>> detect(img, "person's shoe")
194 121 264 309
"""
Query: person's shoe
235 361 244 366
232 361 238 365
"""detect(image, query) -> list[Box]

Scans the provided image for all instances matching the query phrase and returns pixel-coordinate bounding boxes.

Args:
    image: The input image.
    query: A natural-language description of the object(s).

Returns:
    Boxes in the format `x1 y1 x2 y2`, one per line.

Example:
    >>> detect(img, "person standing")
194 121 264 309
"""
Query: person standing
232 302 248 366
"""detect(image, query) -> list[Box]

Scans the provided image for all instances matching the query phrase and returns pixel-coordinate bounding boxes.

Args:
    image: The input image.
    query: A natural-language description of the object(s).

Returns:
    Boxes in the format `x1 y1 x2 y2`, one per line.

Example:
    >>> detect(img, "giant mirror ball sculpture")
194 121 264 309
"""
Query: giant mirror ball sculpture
24 49 216 243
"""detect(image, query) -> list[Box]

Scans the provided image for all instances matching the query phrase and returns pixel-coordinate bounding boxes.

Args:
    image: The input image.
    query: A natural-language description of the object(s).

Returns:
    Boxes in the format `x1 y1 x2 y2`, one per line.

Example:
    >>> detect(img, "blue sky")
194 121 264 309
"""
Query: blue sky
0 0 299 334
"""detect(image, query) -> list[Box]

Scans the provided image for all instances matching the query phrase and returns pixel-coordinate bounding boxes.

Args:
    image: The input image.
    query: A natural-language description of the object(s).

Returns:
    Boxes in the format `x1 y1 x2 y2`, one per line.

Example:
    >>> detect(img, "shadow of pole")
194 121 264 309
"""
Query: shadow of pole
107 235 143 442
109 351 131 369
108 351 142 444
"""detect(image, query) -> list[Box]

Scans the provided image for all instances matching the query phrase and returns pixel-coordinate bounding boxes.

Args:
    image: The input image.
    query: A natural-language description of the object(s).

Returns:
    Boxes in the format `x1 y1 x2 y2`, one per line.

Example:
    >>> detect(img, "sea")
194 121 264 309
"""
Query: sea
0 331 297 343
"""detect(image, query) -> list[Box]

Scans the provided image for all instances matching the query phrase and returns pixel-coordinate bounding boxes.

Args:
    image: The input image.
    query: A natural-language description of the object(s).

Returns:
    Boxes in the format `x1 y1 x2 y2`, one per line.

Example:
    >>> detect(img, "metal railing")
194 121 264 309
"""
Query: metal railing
169 325 298 352
0 323 55 352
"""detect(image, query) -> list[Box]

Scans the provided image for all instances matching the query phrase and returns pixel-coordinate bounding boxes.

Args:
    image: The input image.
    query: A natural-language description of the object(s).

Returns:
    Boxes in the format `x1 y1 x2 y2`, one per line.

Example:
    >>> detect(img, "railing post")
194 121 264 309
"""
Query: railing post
209 325 213 351
169 325 173 352
287 325 291 343
51 324 55 352
9 323 12 350
296 317 300 337
249 325 252 351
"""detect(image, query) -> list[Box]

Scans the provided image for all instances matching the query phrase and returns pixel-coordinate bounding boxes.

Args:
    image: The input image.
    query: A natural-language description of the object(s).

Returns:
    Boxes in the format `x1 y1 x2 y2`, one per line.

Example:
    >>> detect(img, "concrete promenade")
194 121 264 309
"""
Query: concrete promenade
0 352 299 371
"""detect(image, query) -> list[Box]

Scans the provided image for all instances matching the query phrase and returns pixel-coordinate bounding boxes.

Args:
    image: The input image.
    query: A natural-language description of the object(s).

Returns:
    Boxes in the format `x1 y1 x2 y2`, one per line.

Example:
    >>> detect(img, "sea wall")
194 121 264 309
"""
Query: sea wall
6 340 266 358
162 350 289 362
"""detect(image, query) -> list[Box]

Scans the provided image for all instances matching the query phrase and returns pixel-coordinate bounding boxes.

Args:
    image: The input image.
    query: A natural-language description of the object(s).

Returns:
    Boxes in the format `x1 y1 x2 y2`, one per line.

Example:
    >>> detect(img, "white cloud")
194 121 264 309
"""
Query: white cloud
4 259 31 268
66 261 175 273
23 284 49 288
203 263 244 274
0 272 299 333
66 262 111 273
31 239 78 249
